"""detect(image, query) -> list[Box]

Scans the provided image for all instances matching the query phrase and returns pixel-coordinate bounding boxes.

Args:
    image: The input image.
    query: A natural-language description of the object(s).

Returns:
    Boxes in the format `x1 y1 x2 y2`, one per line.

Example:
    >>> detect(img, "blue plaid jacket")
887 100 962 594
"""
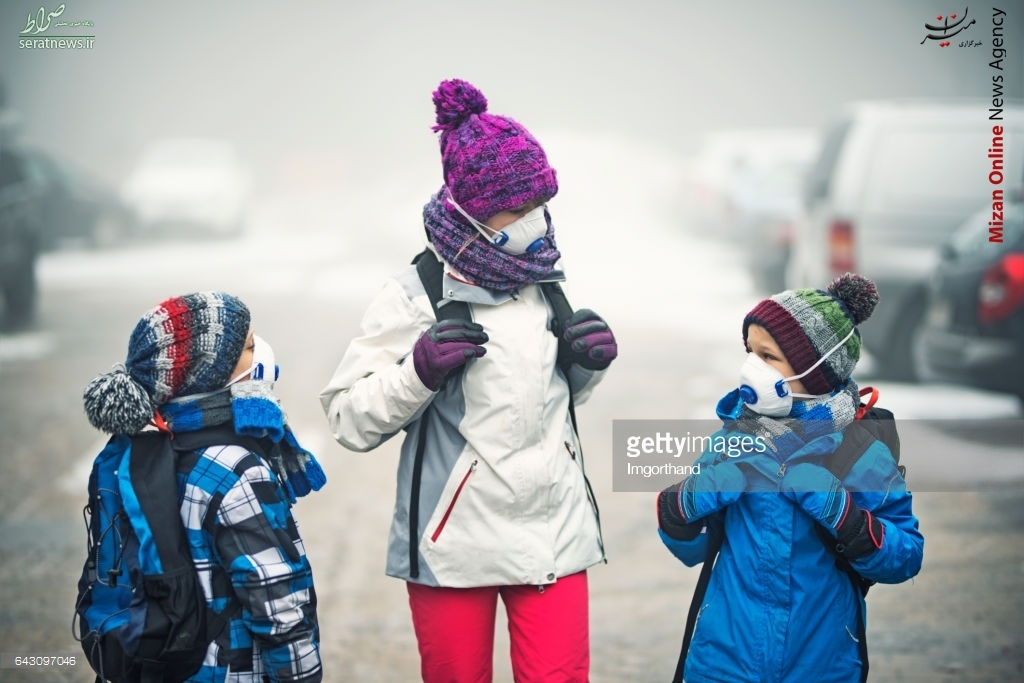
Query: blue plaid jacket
176 442 322 682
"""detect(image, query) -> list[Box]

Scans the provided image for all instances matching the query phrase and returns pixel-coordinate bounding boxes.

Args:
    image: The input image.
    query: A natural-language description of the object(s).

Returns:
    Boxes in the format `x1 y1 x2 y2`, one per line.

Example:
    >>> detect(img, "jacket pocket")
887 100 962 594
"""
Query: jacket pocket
429 459 477 543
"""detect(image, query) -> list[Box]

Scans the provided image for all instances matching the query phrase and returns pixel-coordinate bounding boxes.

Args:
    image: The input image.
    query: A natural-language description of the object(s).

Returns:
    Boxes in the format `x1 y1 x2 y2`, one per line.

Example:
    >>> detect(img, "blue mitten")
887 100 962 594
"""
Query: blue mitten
672 461 745 523
781 463 884 559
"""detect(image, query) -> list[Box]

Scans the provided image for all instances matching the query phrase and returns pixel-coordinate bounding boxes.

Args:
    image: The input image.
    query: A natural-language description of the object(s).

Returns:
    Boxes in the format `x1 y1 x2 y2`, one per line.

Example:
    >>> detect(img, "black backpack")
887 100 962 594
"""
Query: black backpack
406 248 603 578
73 425 266 683
672 388 902 683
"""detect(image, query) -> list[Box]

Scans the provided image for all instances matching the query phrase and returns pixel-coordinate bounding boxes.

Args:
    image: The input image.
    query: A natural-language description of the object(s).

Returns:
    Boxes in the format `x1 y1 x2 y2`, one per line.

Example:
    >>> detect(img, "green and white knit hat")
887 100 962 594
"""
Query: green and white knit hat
742 273 880 395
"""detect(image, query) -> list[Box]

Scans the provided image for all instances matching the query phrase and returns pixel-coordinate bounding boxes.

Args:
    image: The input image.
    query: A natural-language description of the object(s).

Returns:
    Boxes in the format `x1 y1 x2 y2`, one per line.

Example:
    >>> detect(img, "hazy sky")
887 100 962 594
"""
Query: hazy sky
3 0 1021 192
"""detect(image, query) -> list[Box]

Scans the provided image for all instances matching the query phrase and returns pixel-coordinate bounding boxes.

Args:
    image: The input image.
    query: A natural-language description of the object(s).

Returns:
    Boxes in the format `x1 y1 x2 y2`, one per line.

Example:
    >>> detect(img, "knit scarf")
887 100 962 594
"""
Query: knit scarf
159 381 326 504
422 188 561 292
717 379 861 461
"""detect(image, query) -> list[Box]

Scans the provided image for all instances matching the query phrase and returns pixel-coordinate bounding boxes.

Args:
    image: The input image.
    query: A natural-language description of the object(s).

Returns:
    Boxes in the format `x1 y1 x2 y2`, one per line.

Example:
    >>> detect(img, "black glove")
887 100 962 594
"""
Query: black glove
781 464 885 560
558 309 618 371
657 484 704 541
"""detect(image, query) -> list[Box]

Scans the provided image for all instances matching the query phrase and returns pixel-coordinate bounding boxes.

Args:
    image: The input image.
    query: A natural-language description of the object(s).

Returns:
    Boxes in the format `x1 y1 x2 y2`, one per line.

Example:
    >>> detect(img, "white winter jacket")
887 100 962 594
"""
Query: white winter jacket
319 248 606 587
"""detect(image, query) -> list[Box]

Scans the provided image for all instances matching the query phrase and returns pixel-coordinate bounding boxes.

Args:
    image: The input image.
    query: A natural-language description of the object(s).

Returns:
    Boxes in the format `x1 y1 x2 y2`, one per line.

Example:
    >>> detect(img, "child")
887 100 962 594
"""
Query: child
320 78 617 682
83 292 325 682
656 274 923 683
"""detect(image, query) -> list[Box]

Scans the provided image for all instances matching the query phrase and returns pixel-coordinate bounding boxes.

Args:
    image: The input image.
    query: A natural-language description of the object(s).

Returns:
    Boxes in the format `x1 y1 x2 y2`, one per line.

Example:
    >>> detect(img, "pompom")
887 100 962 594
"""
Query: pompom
82 364 154 434
827 273 880 325
432 79 488 132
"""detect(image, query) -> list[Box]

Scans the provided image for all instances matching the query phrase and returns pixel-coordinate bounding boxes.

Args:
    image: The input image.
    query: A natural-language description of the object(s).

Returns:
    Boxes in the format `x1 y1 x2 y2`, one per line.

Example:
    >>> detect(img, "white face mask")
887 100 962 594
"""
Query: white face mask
446 193 549 255
227 335 279 387
738 327 856 416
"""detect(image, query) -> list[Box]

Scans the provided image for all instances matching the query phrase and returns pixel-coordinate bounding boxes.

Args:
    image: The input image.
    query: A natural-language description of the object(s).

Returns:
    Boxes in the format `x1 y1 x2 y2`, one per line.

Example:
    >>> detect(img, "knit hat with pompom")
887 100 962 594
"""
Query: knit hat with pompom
82 292 251 434
432 78 558 223
742 273 880 394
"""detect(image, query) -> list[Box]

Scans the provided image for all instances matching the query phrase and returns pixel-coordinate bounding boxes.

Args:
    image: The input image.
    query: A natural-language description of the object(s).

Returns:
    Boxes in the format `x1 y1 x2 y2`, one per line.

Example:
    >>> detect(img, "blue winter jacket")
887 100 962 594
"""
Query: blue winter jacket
659 406 924 683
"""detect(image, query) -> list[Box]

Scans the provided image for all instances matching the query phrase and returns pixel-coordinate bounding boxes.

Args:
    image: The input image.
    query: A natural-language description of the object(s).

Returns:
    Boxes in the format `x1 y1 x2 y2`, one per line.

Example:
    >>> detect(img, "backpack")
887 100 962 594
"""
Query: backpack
73 425 266 683
406 248 603 578
672 386 902 683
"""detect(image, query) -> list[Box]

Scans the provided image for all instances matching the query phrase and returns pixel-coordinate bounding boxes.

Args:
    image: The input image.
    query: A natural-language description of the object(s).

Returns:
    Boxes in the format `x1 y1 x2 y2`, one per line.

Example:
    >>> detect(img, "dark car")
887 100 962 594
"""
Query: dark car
918 195 1024 403
0 146 42 329
19 148 136 249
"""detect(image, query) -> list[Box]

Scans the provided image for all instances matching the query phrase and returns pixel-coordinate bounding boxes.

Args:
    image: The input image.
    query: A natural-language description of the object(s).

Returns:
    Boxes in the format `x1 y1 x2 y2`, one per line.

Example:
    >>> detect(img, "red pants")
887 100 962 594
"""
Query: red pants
406 571 590 683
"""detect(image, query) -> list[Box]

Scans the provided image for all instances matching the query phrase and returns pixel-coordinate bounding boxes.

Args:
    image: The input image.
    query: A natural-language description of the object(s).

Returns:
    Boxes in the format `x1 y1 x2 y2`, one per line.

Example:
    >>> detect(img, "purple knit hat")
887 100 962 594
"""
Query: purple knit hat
742 274 880 395
432 78 558 222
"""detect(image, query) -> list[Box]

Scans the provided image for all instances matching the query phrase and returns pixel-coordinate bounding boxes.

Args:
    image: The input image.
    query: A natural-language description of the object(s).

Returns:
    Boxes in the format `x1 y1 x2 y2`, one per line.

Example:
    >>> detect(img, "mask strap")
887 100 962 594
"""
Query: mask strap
782 326 857 396
446 191 500 245
226 367 250 387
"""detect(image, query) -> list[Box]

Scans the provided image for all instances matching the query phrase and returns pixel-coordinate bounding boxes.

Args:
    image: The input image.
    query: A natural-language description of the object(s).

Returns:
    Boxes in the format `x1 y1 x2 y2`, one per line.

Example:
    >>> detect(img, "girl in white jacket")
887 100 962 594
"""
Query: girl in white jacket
320 78 618 682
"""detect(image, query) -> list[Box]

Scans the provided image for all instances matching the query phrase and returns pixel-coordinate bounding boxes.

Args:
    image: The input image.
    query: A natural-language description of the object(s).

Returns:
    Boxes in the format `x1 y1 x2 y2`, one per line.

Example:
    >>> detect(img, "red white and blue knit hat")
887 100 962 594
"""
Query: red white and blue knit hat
742 274 880 395
433 78 558 223
83 292 251 434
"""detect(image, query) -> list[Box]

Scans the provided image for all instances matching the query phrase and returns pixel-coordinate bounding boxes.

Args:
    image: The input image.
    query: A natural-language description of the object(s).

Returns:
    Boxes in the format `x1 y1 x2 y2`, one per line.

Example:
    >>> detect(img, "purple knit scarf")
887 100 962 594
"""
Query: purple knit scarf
422 188 561 292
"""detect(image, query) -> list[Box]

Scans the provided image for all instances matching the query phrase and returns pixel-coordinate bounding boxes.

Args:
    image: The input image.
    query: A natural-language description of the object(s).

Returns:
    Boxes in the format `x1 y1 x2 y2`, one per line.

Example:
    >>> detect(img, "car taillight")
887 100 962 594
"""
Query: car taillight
978 253 1024 324
828 219 855 276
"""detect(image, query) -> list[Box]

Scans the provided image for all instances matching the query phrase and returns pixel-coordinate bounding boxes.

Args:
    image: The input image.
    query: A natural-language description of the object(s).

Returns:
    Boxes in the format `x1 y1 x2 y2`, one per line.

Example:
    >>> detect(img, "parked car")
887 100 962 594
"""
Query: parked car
121 138 250 239
918 194 1024 403
787 99 1024 380
19 148 137 249
0 145 42 329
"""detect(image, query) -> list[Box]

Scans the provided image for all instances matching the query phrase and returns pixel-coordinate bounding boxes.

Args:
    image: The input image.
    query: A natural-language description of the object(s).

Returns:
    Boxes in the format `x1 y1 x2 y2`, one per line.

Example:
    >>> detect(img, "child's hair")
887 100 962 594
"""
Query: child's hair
742 273 879 393
432 78 558 223
82 292 251 434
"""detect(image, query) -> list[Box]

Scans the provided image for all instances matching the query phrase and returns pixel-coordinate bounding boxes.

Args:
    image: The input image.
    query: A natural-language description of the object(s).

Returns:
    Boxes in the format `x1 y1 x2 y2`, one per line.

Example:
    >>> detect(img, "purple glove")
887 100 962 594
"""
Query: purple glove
559 309 618 371
412 321 488 391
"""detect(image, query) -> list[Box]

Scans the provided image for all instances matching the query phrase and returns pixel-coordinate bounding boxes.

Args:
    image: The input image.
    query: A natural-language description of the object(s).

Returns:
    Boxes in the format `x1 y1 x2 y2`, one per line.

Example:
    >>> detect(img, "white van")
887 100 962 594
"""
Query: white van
786 99 1024 379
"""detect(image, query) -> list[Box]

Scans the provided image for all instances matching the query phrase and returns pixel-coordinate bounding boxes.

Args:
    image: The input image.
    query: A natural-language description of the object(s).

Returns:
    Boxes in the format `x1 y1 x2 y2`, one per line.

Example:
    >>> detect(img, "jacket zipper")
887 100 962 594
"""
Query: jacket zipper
430 459 477 543
565 440 606 559
565 441 593 511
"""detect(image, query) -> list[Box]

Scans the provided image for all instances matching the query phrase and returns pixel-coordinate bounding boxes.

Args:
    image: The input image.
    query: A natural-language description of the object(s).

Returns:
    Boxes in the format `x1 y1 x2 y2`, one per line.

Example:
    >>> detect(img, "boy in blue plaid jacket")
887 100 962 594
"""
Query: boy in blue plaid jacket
83 292 325 681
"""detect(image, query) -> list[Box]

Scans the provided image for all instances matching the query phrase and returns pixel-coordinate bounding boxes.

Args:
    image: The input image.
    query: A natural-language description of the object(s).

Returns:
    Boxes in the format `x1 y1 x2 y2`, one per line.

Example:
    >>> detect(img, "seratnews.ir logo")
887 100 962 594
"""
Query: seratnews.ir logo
17 3 95 50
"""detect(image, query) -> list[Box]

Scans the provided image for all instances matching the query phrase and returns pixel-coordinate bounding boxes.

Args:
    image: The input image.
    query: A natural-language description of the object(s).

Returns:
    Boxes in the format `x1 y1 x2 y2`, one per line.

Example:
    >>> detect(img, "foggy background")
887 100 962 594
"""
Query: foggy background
4 0 1020 199
3 2 1024 681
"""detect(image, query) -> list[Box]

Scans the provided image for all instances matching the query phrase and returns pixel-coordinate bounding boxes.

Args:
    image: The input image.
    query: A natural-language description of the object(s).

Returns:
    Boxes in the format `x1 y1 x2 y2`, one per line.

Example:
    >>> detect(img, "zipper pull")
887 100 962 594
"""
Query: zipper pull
777 463 787 478
564 441 576 460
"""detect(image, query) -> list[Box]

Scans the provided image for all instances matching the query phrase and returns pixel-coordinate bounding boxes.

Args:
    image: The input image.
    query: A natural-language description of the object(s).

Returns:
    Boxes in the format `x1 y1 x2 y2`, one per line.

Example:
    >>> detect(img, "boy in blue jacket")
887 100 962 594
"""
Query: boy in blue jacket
656 273 923 683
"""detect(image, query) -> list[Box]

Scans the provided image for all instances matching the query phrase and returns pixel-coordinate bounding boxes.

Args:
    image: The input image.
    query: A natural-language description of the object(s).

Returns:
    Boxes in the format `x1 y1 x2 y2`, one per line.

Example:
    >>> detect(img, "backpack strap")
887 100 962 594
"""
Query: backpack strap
408 248 469 578
126 432 230 682
127 433 195 579
673 512 725 683
811 386 901 683
163 426 270 636
169 424 270 460
413 248 471 322
540 282 573 349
